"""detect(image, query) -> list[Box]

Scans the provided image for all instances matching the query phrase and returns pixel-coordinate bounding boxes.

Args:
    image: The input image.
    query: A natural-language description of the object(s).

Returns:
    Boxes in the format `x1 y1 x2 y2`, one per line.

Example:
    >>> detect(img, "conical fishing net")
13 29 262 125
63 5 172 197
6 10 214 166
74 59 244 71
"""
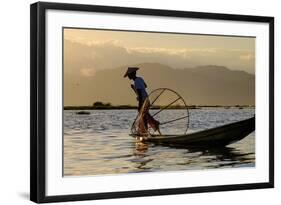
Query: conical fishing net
131 88 189 136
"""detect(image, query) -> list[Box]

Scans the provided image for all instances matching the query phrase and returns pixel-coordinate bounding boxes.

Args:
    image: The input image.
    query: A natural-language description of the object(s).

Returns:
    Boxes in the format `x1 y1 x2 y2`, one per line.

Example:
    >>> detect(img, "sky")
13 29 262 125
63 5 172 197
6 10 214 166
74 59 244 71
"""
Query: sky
64 28 255 76
63 28 255 106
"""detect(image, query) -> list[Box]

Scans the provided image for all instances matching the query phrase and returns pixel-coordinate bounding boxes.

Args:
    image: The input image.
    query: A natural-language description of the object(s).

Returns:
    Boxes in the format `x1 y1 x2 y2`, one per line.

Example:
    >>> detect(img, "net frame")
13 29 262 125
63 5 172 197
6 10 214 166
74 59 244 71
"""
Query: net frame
131 88 190 136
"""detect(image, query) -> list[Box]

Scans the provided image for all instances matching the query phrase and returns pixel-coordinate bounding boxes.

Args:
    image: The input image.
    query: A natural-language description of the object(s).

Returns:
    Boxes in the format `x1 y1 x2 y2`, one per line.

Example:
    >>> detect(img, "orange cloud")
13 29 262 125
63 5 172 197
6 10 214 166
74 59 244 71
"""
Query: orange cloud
240 54 254 60
80 68 96 77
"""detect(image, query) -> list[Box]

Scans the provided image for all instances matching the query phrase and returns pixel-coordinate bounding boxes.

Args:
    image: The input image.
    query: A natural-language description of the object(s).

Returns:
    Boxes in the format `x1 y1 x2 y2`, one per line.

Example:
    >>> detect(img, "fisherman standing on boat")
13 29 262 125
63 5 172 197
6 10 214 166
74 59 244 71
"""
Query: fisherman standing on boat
124 67 161 135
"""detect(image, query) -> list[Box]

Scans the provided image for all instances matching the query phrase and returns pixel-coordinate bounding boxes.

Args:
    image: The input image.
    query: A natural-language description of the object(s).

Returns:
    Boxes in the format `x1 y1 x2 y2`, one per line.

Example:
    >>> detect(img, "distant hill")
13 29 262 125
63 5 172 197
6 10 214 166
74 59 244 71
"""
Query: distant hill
64 63 255 106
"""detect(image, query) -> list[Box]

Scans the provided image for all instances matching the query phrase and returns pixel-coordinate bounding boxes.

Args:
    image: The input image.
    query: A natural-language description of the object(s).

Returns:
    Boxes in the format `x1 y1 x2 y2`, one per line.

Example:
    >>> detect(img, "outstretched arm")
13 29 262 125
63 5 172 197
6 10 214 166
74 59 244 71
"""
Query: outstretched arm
130 84 137 94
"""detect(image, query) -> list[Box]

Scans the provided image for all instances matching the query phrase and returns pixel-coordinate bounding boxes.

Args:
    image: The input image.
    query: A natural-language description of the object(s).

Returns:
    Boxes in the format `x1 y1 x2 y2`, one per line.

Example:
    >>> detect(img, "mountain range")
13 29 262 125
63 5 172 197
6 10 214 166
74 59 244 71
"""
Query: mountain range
64 63 255 106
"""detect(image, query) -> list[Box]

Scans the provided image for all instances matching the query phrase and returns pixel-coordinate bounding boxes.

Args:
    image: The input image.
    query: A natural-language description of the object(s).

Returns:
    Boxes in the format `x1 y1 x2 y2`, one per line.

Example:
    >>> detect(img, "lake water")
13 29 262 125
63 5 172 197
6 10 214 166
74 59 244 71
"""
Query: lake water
64 108 255 176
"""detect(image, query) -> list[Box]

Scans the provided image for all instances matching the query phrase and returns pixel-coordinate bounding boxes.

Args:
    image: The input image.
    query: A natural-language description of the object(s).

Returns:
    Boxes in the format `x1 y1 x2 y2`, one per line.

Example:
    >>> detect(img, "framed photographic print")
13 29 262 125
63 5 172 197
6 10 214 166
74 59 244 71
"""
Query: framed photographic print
30 1 274 203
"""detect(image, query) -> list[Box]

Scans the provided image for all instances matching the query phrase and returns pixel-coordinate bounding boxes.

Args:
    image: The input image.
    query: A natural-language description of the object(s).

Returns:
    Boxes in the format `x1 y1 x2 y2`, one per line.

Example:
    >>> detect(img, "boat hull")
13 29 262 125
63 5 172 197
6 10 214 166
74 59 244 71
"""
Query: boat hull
131 117 255 147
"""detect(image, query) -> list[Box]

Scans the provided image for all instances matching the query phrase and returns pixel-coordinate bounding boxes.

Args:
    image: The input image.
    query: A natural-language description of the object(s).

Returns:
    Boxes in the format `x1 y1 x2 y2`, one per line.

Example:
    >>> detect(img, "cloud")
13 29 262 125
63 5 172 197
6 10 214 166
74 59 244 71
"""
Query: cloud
239 54 254 60
80 68 96 77
64 39 255 75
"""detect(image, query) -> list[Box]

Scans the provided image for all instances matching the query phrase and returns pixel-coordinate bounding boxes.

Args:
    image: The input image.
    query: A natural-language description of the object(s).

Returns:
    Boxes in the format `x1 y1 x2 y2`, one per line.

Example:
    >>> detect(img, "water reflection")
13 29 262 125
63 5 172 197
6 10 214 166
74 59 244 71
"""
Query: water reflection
132 142 153 171
64 109 255 176
134 141 149 157
129 140 255 173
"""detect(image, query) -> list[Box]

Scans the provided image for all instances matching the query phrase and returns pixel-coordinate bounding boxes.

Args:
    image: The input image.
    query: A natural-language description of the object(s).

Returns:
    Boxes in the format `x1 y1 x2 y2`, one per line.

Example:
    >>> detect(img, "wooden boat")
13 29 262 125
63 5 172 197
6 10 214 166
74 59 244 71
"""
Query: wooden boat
131 117 255 147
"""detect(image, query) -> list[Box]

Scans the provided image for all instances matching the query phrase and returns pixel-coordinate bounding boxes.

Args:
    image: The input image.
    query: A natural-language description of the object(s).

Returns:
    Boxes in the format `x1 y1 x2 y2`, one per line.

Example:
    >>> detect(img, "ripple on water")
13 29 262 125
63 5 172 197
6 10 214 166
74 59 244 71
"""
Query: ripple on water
64 109 255 176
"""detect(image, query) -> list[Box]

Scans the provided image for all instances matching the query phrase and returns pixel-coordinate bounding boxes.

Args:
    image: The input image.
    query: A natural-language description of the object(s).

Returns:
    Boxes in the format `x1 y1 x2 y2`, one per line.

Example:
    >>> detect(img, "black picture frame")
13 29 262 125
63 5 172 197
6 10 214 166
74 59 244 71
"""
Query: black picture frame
30 1 274 203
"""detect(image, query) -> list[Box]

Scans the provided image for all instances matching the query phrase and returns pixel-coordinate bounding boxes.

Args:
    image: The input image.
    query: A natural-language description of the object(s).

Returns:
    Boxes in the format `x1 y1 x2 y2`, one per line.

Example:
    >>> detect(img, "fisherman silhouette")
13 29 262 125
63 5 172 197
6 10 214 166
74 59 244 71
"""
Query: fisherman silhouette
124 67 161 135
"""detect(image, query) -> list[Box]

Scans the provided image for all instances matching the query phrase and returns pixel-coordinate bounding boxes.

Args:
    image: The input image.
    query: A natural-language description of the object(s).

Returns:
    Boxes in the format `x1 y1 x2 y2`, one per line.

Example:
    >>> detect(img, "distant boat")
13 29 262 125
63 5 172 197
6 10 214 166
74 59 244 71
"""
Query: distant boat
131 117 255 147
76 111 90 115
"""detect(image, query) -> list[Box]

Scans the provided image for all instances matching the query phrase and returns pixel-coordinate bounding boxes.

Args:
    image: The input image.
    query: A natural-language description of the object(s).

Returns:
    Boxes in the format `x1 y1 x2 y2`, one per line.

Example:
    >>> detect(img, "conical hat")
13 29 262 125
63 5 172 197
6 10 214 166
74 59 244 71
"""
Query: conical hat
123 67 139 77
